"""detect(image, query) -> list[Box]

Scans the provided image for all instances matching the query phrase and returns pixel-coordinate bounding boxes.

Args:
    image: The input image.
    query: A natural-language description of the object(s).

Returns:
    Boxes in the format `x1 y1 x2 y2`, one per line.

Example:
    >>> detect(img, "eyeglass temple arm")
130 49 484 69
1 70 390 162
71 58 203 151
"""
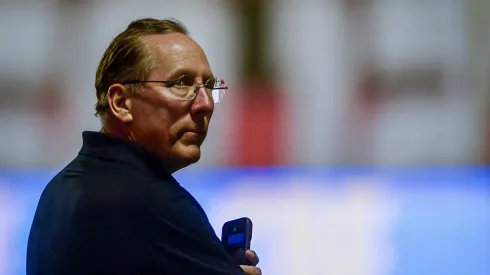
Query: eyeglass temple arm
122 80 172 85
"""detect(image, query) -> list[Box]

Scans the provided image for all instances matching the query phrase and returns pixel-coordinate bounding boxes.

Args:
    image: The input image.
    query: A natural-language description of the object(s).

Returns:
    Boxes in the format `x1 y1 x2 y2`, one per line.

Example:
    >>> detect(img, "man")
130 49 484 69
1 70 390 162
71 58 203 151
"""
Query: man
26 18 261 275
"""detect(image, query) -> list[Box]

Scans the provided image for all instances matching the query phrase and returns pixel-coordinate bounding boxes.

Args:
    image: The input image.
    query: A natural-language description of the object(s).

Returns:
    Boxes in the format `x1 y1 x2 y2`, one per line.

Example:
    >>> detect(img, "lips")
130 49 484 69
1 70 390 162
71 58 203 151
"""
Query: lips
185 131 205 137
177 129 206 140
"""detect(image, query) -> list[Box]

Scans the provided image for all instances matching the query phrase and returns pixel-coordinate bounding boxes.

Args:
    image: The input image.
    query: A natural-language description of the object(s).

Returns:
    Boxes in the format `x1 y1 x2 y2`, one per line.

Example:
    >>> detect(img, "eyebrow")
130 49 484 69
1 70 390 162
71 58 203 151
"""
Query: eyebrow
166 68 215 82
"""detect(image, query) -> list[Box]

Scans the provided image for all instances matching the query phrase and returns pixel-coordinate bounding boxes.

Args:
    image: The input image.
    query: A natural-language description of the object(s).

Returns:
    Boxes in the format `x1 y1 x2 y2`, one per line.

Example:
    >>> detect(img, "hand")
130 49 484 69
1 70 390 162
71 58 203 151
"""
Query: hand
240 250 261 275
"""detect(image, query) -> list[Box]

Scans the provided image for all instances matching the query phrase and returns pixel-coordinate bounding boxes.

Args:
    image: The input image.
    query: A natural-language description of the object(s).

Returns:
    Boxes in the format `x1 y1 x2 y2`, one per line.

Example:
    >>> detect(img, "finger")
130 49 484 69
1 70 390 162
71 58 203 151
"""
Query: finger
240 265 262 275
245 250 259 266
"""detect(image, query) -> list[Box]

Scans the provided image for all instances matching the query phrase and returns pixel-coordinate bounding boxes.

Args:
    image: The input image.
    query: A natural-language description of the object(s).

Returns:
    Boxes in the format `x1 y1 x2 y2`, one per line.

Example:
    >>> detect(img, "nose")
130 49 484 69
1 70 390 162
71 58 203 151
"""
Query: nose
190 86 214 117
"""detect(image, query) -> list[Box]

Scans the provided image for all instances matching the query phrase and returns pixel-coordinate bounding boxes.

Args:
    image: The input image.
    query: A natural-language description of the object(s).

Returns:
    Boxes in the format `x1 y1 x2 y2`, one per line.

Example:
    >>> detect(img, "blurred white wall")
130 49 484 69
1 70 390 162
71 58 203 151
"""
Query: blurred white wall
469 0 490 162
0 0 486 167
370 0 476 165
0 0 237 167
269 0 479 165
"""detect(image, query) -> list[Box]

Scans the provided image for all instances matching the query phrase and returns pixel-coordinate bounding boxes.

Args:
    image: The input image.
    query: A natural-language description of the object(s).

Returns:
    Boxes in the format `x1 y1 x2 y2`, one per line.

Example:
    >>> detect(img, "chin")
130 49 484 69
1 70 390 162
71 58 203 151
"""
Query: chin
166 145 202 173
177 144 202 164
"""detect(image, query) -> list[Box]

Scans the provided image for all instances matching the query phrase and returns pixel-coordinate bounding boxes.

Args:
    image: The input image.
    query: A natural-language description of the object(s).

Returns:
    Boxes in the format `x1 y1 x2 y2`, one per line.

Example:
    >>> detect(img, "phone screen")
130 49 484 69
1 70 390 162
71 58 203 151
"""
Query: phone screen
225 232 247 259
221 217 253 265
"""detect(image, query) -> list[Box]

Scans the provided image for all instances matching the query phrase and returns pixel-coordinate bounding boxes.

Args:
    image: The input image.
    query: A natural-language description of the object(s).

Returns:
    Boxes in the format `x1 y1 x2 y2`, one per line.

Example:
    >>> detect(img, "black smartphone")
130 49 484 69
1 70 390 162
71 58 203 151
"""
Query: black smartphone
221 217 253 265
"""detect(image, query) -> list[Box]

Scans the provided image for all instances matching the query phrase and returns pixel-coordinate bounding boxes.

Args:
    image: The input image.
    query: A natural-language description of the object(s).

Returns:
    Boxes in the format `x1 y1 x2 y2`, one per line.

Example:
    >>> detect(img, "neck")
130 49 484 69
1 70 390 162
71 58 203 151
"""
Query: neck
100 115 132 142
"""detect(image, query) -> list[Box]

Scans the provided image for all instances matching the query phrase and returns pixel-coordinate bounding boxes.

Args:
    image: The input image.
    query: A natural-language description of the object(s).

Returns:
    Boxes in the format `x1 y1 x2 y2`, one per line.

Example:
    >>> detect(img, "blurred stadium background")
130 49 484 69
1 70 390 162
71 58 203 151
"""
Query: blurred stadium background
0 0 489 274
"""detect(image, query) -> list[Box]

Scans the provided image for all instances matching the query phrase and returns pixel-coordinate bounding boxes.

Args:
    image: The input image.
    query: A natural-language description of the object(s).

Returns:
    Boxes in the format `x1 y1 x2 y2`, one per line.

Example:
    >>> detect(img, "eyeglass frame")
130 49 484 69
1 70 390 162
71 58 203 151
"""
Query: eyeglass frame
120 75 228 103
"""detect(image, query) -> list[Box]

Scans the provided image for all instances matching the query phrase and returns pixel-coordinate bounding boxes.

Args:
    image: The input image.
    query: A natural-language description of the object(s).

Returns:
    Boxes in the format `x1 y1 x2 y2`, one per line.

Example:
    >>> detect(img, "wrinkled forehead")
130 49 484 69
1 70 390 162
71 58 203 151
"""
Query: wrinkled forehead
143 33 212 80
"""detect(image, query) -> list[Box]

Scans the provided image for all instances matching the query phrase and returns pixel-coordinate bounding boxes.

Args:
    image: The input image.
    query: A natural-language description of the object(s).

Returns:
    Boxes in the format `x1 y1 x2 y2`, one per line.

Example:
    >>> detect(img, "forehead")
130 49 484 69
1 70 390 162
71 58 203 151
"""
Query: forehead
143 33 212 79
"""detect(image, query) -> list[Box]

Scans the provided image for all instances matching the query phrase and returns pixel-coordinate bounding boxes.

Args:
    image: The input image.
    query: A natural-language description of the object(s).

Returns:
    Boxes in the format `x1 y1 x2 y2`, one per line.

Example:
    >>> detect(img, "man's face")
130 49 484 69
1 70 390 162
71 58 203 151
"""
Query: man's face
126 33 215 172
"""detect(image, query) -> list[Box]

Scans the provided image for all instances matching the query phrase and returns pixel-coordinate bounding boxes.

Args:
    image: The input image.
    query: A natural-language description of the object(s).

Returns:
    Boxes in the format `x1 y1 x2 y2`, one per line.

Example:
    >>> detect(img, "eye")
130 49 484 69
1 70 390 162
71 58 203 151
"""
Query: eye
173 75 194 87
204 77 217 89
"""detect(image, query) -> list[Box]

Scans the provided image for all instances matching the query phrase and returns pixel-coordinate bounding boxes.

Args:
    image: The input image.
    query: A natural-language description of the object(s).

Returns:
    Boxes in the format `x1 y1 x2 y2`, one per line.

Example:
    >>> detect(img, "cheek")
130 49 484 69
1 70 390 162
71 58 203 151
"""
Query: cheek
161 105 190 140
131 102 170 138
131 97 189 149
147 105 186 146
148 107 174 136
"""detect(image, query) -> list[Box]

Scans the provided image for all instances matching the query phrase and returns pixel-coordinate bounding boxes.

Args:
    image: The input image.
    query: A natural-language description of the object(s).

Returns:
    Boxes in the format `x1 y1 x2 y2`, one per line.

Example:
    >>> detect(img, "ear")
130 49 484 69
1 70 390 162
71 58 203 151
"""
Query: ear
107 84 133 123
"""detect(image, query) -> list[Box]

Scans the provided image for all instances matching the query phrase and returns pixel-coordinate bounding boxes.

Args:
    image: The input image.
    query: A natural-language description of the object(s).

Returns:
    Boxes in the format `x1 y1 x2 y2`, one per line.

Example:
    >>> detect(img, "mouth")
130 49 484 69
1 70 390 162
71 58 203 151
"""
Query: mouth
177 130 207 142
185 131 206 137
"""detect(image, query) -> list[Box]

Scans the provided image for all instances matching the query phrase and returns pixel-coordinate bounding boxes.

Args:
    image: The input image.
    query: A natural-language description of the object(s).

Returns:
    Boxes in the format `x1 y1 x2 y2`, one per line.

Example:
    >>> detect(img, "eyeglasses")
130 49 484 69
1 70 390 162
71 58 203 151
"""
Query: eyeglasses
122 75 228 104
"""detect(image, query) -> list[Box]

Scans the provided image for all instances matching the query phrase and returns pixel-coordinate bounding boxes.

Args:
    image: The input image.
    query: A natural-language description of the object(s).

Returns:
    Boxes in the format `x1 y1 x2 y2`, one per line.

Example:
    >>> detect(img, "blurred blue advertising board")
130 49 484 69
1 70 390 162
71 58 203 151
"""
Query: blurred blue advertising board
0 167 488 275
